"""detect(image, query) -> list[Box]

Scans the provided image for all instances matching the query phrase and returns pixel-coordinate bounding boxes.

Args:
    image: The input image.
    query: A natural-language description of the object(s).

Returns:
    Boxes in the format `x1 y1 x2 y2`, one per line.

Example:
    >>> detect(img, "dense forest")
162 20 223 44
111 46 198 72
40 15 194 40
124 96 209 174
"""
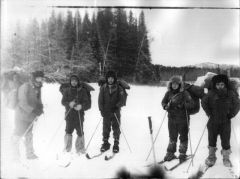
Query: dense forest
3 8 240 84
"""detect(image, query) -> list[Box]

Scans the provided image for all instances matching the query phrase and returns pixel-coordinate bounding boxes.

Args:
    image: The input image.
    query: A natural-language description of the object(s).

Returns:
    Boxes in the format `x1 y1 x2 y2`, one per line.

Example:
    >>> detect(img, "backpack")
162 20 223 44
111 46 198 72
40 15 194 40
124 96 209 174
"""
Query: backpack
184 83 204 115
59 82 94 110
3 71 30 109
100 79 130 106
117 80 130 106
81 82 94 110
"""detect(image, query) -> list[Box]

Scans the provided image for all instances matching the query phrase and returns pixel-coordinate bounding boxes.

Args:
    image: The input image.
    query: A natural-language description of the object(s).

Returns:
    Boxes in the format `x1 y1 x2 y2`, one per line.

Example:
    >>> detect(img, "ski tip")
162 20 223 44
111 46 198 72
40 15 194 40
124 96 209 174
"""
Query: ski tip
85 153 91 159
104 156 108 160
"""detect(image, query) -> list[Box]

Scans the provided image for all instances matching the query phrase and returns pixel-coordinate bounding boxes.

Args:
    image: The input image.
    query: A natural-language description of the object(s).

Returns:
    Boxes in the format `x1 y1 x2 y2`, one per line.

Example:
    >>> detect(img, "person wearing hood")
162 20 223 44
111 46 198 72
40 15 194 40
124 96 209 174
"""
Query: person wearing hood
201 74 240 167
61 74 90 154
11 70 44 161
98 70 125 153
162 75 194 162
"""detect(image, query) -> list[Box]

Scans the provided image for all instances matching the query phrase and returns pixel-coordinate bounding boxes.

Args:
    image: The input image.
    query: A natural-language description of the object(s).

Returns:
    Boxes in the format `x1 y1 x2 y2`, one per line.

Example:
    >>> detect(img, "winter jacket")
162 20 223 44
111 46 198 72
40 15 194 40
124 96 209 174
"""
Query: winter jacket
162 76 194 124
61 85 90 120
201 89 240 123
162 90 194 123
98 83 125 115
15 82 43 122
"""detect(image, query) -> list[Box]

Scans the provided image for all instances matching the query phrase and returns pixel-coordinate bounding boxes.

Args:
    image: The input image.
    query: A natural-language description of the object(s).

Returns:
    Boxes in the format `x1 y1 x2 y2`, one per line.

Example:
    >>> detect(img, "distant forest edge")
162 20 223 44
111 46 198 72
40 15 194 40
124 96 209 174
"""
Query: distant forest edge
3 9 240 84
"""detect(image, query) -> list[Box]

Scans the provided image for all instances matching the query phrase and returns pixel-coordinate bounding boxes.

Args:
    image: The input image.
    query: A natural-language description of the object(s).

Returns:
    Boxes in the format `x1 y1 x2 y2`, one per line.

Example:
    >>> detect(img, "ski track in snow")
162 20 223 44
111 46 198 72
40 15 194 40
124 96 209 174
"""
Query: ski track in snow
1 83 240 178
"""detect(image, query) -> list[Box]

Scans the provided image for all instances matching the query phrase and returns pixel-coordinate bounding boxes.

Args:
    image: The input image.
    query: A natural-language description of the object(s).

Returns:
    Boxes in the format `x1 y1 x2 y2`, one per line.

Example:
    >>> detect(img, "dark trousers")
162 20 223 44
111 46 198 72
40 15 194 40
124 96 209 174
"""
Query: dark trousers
207 121 231 150
168 121 189 143
102 112 121 141
65 111 84 137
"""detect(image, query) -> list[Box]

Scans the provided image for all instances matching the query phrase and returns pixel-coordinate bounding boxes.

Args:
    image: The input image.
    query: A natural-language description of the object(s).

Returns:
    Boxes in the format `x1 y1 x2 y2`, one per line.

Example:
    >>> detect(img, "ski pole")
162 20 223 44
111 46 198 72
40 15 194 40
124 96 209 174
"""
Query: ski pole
45 108 72 150
85 118 101 151
20 117 38 140
77 110 84 136
114 113 132 153
186 121 208 173
148 116 157 166
145 111 167 161
185 108 193 166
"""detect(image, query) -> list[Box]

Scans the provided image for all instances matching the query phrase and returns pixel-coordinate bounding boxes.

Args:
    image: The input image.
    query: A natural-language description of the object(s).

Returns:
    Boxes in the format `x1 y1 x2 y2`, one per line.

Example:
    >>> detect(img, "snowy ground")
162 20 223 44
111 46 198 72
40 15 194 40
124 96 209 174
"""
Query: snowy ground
1 83 240 178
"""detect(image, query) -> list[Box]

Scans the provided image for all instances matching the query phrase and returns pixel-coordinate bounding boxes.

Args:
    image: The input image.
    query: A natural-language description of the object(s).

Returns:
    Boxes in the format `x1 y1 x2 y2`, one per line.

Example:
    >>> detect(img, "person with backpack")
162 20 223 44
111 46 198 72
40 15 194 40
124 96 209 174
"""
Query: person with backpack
162 75 194 162
61 74 91 154
201 74 240 167
11 70 44 161
98 70 125 153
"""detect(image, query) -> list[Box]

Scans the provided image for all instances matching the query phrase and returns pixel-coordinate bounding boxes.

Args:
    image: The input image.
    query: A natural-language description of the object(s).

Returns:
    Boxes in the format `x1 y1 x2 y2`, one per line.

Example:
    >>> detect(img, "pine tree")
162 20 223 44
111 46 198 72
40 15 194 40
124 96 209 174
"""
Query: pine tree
63 11 75 60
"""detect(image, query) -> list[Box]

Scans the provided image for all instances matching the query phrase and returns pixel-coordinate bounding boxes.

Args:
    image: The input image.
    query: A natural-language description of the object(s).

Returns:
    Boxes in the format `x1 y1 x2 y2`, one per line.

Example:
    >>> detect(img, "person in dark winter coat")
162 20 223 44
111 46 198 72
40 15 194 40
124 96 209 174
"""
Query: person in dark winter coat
61 74 90 154
201 74 240 167
162 76 194 162
98 70 125 153
11 71 44 161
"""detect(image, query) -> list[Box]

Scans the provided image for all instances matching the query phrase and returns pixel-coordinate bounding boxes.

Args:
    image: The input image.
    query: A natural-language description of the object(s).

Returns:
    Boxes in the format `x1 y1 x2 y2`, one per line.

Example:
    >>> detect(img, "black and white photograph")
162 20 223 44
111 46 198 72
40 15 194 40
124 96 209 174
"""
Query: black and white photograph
1 0 240 178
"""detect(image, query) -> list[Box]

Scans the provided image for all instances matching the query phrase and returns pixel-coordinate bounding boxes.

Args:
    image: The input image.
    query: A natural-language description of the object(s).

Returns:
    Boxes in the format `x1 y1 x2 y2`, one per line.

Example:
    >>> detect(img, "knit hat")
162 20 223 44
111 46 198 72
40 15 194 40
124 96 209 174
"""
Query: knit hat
70 74 79 82
212 74 229 88
32 71 44 79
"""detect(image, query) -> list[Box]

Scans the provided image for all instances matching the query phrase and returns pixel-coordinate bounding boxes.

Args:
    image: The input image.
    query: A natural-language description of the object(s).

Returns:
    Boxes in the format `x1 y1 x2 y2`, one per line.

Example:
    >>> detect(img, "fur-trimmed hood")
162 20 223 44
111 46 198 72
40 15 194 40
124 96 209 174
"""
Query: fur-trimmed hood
167 75 184 92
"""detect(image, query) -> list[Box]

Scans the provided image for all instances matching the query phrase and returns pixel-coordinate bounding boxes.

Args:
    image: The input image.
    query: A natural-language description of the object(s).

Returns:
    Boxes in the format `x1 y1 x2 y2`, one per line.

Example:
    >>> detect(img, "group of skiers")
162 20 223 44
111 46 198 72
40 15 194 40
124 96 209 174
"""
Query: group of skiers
161 74 239 167
1 68 240 168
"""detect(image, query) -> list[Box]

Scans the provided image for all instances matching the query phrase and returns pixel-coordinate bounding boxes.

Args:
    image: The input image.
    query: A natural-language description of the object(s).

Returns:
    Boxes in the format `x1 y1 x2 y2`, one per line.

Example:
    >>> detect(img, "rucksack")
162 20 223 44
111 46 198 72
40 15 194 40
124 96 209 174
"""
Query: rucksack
59 82 94 111
100 79 130 106
184 83 204 115
3 71 30 109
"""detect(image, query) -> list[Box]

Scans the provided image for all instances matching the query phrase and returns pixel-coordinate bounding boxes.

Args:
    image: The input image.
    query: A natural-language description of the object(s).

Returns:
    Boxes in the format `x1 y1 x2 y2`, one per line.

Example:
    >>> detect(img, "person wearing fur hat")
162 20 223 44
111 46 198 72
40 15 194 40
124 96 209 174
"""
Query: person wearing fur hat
162 75 194 162
61 74 90 155
98 70 125 153
11 70 44 161
201 74 240 167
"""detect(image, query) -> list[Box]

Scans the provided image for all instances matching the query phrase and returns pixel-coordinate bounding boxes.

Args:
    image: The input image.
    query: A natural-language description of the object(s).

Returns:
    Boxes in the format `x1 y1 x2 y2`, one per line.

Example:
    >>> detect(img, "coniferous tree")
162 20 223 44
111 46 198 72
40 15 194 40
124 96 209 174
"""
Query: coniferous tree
63 11 75 60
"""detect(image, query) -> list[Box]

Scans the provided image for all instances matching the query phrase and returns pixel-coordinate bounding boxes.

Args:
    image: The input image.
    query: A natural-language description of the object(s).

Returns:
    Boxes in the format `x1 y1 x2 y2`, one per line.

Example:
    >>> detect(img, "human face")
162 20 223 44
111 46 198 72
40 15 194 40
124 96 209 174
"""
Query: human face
172 82 179 90
107 77 114 85
34 77 43 87
71 78 78 87
216 82 225 90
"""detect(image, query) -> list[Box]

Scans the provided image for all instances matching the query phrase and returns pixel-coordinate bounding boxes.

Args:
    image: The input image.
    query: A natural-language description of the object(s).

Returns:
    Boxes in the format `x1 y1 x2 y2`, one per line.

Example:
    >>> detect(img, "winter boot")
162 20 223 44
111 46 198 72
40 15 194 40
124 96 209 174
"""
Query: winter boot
221 149 232 167
205 146 217 167
100 140 111 152
164 140 177 161
25 132 38 160
113 140 119 153
64 134 73 152
75 135 85 154
11 135 21 162
178 141 188 162
164 152 177 161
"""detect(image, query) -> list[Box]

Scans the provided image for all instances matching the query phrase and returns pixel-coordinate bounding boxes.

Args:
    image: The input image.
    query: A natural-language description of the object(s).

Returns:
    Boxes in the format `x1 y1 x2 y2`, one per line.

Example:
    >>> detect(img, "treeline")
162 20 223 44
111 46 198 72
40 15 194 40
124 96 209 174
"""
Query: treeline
4 8 240 84
5 8 154 83
152 65 240 82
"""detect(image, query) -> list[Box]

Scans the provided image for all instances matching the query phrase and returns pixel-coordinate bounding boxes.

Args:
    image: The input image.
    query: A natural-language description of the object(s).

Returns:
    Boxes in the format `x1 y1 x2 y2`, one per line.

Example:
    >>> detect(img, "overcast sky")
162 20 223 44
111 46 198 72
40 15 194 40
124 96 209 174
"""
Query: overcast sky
2 0 240 67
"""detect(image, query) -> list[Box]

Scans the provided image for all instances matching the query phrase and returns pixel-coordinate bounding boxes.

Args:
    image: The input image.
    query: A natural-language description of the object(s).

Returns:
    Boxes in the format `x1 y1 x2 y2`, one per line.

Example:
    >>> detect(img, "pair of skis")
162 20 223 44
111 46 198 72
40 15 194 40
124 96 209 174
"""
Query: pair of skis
85 150 117 161
146 154 193 171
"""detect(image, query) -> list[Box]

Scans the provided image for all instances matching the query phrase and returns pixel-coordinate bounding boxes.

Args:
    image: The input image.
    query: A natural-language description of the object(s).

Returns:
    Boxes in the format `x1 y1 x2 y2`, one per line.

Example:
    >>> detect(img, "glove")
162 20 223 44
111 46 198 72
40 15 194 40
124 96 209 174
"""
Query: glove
69 101 76 108
74 104 82 111
164 102 171 110
33 108 43 116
